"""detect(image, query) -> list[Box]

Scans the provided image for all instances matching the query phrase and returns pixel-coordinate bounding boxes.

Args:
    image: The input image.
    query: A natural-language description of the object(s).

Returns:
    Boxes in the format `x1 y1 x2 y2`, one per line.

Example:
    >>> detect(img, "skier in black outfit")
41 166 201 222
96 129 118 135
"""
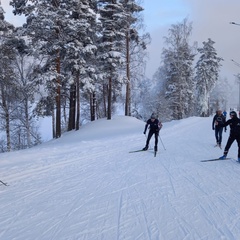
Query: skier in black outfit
212 110 226 148
218 111 240 161
142 113 162 152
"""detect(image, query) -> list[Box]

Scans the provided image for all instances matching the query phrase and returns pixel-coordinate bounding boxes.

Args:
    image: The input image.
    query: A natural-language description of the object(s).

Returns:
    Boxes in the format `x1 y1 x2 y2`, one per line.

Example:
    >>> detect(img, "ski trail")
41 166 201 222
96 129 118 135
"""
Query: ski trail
2 117 240 239
116 191 123 240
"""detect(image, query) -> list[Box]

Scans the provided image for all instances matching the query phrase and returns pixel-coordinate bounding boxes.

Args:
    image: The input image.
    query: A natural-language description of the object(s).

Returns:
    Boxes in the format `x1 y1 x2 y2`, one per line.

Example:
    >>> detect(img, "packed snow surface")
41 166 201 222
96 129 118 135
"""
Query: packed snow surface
0 116 240 240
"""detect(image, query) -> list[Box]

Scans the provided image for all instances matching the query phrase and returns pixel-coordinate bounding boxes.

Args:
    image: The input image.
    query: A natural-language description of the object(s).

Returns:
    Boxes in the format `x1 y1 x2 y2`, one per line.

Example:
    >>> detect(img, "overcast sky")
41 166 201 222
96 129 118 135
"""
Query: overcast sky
3 0 240 84
142 0 240 84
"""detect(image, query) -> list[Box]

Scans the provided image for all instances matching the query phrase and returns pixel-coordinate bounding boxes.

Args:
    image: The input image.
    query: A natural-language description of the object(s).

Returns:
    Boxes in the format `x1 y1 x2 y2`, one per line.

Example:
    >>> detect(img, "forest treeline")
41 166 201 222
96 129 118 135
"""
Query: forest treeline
0 1 228 152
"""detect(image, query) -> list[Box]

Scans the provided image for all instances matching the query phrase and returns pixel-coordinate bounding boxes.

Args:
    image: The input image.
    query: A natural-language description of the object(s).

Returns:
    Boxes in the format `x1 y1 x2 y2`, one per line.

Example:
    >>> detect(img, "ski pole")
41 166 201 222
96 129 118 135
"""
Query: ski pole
159 135 166 150
0 180 8 186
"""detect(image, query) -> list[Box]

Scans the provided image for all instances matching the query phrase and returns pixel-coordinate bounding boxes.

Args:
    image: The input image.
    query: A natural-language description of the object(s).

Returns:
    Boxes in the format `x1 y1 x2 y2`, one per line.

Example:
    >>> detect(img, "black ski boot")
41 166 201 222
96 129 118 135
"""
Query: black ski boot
142 146 148 151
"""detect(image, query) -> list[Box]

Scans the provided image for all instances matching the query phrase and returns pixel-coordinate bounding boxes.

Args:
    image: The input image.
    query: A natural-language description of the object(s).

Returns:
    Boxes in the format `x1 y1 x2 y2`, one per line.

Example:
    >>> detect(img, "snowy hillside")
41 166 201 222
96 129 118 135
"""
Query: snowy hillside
0 115 240 240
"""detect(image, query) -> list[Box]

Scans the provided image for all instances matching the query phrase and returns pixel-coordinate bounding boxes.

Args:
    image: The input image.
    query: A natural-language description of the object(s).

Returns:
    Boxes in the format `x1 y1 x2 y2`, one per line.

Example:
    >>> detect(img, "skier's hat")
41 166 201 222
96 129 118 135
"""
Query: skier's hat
151 113 156 119
230 111 237 117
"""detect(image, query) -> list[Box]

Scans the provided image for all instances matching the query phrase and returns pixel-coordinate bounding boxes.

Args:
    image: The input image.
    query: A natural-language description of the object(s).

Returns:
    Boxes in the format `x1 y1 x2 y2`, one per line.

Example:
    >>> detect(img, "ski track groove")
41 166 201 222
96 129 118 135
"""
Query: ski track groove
0 151 110 240
37 144 138 240
0 208 25 239
116 191 123 240
47 193 84 240
158 158 177 198
0 144 128 191
139 199 152 240
130 187 152 240
156 145 240 239
198 203 226 238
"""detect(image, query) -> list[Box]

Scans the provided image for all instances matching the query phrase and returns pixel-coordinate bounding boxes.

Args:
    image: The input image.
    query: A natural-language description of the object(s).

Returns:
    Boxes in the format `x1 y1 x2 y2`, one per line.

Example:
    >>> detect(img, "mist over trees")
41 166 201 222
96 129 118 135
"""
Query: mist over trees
0 2 228 152
150 19 225 122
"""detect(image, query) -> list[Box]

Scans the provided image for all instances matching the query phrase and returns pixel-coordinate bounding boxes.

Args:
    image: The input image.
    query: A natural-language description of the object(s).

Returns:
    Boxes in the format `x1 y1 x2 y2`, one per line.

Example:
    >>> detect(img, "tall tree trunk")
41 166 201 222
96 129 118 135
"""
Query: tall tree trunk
53 0 61 137
52 106 56 139
92 91 96 121
24 99 31 147
68 83 76 131
90 93 93 121
1 86 11 151
125 30 131 116
107 76 112 120
103 84 107 117
55 53 61 138
75 72 80 130
90 91 96 121
62 97 67 129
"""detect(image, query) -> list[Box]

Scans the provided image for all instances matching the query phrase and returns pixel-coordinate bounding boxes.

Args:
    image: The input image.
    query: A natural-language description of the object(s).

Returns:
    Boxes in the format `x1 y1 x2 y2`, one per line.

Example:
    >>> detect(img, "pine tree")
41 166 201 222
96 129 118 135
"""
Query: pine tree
119 0 143 116
10 0 98 135
10 0 67 137
195 38 223 117
0 4 15 151
61 0 98 129
162 18 195 120
98 0 127 120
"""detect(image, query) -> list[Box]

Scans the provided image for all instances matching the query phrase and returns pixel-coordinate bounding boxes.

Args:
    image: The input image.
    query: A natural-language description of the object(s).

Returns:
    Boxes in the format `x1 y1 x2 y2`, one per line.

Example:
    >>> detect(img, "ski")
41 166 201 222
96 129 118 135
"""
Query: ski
129 148 154 153
129 148 155 155
0 180 8 186
201 158 231 162
129 149 145 153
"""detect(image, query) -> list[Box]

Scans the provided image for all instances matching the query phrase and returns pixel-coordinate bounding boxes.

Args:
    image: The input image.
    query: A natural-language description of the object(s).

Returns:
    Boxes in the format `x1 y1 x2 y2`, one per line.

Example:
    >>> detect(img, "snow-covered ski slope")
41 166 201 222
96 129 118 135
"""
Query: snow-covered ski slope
0 115 240 240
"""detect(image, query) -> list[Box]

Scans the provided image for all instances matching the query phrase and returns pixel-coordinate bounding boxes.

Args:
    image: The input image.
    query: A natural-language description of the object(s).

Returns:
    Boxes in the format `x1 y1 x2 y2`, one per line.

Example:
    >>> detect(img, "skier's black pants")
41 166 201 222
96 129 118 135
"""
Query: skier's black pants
215 127 223 144
224 135 240 157
146 130 158 148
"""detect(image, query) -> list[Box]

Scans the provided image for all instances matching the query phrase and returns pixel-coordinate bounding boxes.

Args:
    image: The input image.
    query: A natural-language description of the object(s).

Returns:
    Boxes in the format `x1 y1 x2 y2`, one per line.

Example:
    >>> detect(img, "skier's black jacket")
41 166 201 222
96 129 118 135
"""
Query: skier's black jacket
212 114 226 130
221 116 240 137
144 119 162 133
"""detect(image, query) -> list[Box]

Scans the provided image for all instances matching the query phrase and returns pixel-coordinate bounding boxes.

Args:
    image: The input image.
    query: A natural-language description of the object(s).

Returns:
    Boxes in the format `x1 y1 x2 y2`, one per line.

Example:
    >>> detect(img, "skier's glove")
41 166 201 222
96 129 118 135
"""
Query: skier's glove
143 131 146 134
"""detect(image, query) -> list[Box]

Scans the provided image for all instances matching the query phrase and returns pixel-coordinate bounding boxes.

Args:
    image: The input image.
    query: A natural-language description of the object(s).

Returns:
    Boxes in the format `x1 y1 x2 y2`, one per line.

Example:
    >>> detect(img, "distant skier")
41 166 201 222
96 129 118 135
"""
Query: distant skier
218 111 240 162
142 113 162 152
223 110 227 118
212 110 226 148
